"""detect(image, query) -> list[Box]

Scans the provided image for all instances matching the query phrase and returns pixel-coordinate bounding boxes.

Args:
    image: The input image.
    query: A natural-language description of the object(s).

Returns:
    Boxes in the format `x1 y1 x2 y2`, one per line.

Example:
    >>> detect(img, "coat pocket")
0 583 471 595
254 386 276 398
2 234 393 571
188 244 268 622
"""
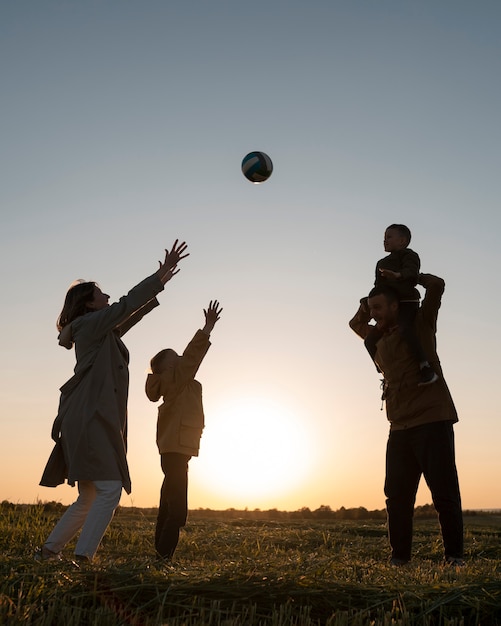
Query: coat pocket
179 426 202 450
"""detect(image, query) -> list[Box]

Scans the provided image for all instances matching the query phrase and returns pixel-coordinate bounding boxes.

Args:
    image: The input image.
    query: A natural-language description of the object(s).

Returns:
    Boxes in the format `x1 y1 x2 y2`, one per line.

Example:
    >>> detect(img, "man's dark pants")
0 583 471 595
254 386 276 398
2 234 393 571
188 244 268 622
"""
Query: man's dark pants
155 452 191 559
385 420 463 562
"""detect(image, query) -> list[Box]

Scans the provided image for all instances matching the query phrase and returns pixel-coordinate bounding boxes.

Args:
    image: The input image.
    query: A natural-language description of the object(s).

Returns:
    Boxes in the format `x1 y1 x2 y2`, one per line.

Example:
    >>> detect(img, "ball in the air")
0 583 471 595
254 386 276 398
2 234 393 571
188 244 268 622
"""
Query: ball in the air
241 151 273 183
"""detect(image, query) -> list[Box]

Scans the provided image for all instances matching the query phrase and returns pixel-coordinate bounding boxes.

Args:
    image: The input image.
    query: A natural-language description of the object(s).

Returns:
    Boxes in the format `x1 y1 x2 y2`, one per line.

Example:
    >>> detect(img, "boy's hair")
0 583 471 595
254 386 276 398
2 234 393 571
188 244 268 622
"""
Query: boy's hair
368 285 400 304
387 223 411 245
150 348 177 374
57 281 97 331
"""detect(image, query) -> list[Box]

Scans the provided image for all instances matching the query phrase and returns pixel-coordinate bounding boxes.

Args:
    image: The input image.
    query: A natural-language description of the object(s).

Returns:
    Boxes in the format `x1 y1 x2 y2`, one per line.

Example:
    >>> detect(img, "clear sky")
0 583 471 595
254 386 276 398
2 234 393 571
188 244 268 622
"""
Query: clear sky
1 1 500 512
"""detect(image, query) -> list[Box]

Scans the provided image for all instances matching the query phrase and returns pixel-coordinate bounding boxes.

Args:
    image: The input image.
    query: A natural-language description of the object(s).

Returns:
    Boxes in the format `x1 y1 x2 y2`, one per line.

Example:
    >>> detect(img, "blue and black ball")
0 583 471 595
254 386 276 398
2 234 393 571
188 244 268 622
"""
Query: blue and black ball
241 151 273 183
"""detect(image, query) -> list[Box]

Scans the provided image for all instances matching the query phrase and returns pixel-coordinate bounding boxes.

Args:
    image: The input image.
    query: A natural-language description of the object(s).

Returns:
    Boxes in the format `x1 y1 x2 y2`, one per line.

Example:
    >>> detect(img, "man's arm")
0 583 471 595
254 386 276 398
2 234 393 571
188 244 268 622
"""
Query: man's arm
418 273 445 297
349 298 373 340
418 273 445 329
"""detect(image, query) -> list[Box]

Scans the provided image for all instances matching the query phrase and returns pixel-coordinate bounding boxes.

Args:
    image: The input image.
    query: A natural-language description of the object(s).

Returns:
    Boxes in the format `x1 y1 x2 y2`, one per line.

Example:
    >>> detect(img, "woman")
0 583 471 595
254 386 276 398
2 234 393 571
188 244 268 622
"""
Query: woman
38 241 188 562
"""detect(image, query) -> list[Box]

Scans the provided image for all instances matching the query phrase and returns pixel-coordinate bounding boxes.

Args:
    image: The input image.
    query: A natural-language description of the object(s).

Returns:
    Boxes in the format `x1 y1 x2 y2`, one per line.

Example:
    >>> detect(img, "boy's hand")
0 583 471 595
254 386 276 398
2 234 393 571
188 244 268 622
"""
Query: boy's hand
157 240 189 284
379 268 401 280
203 300 222 334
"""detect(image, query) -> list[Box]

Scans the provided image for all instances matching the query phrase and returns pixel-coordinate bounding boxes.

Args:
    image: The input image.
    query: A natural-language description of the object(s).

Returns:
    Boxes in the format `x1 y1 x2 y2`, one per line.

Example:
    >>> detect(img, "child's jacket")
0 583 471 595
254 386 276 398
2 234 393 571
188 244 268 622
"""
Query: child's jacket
375 248 421 301
145 330 211 456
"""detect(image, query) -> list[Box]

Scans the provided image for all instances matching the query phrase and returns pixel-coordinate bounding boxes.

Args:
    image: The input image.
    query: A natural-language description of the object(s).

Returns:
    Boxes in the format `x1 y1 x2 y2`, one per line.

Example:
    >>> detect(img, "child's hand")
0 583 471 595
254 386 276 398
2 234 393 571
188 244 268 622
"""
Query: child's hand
203 300 222 334
379 268 401 280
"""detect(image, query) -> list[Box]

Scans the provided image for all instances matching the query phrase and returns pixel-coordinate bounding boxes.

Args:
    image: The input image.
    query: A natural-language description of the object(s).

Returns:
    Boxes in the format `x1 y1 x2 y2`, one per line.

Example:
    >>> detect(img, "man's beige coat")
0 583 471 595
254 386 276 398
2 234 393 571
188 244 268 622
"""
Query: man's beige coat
349 274 458 431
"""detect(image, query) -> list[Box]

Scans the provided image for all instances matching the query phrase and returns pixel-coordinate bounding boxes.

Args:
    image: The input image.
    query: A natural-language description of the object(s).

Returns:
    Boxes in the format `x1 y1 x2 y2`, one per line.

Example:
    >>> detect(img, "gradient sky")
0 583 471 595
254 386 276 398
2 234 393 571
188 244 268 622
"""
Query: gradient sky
1 1 500 512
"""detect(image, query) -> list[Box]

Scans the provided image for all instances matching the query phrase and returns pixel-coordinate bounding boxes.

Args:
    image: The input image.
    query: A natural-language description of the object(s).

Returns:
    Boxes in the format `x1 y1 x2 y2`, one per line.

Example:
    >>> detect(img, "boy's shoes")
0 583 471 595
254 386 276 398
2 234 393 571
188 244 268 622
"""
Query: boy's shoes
418 366 438 386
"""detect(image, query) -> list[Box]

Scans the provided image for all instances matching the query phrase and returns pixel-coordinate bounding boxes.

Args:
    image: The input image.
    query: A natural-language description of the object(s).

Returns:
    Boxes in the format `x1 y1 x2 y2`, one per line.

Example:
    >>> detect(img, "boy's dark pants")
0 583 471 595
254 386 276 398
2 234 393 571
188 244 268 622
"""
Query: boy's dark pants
365 302 428 369
384 420 463 562
155 452 191 559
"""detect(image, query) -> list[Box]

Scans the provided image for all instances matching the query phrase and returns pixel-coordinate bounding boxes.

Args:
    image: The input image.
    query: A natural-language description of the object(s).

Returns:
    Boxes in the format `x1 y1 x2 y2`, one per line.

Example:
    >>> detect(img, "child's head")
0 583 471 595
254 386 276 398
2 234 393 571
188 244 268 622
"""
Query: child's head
384 224 411 252
150 348 179 374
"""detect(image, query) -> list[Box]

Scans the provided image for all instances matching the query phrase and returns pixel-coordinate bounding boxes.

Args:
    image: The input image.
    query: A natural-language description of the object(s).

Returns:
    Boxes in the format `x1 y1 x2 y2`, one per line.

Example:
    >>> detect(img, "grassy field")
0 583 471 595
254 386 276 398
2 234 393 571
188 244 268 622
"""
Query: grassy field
1 503 500 625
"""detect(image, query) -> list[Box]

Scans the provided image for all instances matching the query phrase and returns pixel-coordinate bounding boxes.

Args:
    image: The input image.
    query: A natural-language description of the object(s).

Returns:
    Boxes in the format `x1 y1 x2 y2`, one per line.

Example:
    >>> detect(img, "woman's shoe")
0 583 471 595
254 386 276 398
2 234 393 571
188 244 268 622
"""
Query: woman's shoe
34 546 62 562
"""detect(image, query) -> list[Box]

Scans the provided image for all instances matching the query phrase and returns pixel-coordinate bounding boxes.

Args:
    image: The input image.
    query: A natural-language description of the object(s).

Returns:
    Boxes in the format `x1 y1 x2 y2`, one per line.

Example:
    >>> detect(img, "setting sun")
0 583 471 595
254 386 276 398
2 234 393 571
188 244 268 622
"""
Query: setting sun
194 396 312 504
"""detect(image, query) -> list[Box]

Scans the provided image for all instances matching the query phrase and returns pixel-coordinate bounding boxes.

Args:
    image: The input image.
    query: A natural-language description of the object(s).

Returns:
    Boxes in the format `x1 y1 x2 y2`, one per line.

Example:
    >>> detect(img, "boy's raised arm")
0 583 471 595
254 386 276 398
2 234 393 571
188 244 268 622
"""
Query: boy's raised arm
202 300 223 336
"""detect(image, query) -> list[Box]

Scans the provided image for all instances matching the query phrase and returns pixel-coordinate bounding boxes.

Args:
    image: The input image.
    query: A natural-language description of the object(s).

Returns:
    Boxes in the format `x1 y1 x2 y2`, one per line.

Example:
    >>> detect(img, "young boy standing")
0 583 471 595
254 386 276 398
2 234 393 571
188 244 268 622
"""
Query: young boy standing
145 300 222 560
364 224 437 386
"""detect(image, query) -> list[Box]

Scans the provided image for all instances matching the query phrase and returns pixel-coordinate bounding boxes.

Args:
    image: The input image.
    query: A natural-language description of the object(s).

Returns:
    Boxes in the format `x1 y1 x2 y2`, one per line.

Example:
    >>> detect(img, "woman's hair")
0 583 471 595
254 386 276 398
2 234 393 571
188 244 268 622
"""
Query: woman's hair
57 281 97 331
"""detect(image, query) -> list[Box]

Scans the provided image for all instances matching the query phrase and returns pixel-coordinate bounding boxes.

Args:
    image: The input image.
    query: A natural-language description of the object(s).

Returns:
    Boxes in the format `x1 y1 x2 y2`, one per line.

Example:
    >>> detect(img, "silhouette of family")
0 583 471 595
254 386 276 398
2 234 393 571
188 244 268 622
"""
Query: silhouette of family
39 226 464 566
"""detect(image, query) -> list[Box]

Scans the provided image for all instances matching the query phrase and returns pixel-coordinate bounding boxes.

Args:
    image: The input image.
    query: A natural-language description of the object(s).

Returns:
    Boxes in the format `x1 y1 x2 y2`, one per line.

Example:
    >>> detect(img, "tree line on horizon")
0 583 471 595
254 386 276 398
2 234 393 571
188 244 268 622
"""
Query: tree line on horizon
3 500 497 520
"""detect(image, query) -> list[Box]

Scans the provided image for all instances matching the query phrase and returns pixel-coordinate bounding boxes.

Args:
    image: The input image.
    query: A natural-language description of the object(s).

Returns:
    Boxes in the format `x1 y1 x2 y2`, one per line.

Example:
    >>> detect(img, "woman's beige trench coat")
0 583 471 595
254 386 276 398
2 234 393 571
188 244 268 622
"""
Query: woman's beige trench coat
40 273 164 494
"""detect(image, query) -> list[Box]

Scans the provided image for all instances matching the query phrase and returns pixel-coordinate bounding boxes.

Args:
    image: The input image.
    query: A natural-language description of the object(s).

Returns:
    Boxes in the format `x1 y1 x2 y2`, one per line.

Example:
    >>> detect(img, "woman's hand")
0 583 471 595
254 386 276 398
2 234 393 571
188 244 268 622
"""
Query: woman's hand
157 240 189 284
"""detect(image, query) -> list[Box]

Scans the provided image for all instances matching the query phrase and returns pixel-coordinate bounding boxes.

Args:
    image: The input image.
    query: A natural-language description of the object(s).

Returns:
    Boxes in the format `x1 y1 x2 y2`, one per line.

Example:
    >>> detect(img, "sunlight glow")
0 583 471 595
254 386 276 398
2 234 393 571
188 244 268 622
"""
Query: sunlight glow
197 396 312 502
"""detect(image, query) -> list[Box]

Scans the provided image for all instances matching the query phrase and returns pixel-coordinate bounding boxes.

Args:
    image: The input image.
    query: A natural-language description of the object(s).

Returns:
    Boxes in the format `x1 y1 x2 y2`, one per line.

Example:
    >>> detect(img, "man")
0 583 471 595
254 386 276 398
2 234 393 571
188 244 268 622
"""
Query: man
349 273 464 566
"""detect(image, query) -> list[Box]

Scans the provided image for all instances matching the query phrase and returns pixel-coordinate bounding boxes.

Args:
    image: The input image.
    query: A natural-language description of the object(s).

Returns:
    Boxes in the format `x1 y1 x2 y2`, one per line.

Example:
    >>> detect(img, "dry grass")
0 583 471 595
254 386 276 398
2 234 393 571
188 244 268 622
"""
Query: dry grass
1 504 500 624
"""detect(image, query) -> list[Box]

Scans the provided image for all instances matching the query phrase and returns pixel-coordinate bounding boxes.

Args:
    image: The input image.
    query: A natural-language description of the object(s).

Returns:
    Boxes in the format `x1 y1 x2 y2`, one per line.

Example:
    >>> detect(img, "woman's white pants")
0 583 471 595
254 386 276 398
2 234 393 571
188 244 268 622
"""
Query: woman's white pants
44 480 122 559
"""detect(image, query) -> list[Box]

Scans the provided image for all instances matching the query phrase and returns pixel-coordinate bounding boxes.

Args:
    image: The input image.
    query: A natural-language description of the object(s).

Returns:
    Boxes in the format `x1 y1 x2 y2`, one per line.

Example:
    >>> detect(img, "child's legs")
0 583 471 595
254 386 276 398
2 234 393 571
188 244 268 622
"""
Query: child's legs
156 453 190 558
398 302 428 365
44 480 96 554
74 480 122 559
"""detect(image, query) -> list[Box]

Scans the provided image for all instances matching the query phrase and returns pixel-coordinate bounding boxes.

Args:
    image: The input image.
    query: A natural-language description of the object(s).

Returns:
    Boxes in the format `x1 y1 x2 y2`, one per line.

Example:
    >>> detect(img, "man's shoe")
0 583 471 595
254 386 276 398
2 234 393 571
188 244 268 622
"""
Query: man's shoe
445 556 465 567
418 366 438 386
390 557 409 566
